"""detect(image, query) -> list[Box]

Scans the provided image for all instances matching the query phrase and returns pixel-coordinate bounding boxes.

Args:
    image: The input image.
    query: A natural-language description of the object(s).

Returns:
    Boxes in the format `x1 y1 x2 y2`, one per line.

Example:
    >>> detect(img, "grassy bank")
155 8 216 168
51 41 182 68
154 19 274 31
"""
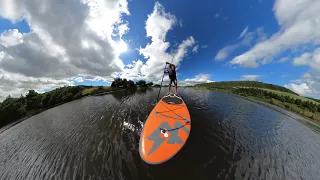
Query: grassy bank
194 81 320 125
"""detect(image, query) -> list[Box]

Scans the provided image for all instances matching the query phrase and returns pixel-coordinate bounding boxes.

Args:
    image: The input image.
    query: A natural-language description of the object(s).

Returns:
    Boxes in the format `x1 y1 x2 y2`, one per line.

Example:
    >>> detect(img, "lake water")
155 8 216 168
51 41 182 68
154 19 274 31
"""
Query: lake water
0 88 320 180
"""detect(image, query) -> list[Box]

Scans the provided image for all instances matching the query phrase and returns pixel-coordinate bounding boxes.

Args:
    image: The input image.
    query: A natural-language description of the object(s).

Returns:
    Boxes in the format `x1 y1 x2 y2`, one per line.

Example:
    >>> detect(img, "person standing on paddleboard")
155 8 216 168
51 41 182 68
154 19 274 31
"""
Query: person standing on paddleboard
164 62 178 94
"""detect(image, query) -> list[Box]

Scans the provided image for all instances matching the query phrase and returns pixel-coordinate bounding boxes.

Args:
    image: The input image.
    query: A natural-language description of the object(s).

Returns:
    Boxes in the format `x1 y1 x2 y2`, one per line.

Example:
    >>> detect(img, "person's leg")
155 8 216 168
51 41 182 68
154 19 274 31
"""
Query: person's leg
174 79 178 94
168 78 172 94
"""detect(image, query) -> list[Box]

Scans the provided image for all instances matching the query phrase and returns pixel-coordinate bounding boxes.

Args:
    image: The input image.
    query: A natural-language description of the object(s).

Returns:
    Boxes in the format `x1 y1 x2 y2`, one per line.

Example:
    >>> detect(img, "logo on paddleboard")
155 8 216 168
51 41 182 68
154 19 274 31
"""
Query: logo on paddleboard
147 121 189 155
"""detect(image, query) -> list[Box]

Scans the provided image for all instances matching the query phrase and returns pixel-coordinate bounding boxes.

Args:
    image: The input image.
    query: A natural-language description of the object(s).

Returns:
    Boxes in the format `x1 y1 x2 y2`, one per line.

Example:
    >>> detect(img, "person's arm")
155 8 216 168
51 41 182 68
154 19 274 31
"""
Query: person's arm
166 62 176 69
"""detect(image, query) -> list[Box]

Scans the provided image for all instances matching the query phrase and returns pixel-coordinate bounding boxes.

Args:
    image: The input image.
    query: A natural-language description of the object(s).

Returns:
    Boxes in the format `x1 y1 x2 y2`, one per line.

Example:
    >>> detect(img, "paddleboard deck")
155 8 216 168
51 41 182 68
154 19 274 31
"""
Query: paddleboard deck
139 94 191 164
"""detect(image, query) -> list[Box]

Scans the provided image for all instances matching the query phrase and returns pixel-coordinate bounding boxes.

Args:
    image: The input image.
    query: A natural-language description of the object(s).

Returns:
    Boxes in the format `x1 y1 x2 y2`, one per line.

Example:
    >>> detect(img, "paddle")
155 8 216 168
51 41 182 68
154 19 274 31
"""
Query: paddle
156 63 167 102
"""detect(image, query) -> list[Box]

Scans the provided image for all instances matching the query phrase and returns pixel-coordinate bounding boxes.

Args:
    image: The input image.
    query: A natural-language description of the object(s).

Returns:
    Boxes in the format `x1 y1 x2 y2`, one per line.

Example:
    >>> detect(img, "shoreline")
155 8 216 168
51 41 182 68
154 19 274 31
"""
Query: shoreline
235 94 320 130
0 115 32 134
0 86 155 131
0 87 138 131
191 87 320 129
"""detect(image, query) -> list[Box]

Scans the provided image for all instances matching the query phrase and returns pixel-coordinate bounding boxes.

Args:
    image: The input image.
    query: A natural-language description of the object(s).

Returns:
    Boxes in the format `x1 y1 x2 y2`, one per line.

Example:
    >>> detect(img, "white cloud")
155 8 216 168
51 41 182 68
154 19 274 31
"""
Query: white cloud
276 57 289 63
256 27 267 42
0 70 74 100
179 20 183 27
287 48 320 98
0 0 130 101
117 23 130 38
0 1 199 101
215 44 239 61
192 45 199 53
182 74 212 86
239 26 249 39
125 63 133 68
241 74 261 81
285 72 320 98
85 76 109 82
230 0 320 68
284 83 312 96
74 77 84 83
144 2 176 42
120 60 144 80
0 29 23 47
156 73 212 86
121 2 196 82
302 73 312 79
214 13 220 19
201 45 208 48
293 48 320 71
215 27 266 61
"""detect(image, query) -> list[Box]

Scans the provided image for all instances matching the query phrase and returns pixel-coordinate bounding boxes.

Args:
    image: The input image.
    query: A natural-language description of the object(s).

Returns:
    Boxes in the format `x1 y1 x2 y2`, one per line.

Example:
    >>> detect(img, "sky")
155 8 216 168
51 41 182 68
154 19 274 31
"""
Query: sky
0 0 320 101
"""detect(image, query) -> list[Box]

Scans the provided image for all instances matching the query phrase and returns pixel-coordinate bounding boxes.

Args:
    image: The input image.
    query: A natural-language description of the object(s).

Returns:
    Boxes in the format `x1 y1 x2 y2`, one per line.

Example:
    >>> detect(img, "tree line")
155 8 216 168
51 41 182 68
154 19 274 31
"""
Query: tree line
196 81 299 96
111 78 154 88
0 78 157 128
231 88 320 113
0 86 92 128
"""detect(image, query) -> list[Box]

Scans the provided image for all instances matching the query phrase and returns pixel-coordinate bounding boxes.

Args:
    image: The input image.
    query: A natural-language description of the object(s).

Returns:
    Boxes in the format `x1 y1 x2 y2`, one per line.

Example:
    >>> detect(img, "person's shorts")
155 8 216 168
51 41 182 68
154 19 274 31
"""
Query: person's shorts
169 76 177 85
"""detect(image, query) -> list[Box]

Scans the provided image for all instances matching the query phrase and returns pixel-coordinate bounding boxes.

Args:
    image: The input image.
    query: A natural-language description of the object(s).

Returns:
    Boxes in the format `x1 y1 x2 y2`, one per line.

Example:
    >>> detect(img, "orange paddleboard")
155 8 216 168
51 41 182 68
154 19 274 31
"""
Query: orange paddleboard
139 94 191 164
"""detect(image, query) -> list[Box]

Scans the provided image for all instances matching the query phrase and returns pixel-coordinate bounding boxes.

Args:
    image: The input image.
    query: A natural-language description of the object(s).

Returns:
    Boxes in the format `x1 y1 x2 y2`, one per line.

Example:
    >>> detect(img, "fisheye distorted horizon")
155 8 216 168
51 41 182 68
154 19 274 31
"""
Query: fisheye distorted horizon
0 0 320 100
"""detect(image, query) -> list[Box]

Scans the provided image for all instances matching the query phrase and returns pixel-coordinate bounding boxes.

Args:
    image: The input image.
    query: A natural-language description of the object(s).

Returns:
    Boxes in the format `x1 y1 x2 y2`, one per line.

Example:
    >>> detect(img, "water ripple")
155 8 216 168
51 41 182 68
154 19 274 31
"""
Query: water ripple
0 88 320 180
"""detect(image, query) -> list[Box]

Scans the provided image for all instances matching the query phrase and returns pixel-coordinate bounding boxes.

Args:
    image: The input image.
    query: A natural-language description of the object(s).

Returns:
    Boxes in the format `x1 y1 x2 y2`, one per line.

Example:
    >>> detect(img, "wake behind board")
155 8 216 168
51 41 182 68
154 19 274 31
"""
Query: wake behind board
139 94 191 164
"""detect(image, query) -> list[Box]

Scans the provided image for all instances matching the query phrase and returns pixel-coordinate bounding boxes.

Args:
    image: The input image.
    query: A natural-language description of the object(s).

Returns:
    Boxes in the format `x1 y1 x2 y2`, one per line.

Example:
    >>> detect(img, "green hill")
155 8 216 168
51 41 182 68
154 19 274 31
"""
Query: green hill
194 81 320 124
195 81 299 95
306 97 320 103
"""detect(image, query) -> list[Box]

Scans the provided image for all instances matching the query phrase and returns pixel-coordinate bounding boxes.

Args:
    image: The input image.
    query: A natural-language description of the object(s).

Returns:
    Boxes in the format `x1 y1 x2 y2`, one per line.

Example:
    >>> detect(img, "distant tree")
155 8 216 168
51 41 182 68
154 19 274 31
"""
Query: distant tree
279 96 285 102
111 81 116 88
61 92 73 102
6 95 12 100
18 94 26 104
49 92 58 106
295 99 302 105
26 90 42 110
308 102 317 113
122 78 128 88
110 78 137 88
284 96 290 103
74 92 83 99
147 82 153 86
289 97 295 104
128 80 135 88
111 78 124 88
302 101 310 109
136 80 146 87
311 105 317 113
41 94 51 108
0 95 26 127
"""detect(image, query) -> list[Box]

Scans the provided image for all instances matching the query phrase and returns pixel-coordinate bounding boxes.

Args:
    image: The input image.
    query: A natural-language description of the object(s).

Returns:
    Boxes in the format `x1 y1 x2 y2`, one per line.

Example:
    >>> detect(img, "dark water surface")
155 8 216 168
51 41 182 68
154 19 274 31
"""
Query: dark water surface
1 88 320 180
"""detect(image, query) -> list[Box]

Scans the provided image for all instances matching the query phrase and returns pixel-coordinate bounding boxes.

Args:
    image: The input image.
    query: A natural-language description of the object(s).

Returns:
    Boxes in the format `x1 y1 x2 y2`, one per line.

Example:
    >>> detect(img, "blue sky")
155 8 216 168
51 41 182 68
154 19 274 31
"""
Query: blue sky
0 0 319 99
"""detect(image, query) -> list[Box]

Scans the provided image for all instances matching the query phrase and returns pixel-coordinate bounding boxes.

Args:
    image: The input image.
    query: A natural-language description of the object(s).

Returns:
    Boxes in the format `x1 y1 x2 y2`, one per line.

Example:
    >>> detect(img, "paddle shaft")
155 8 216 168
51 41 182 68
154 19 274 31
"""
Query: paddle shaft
157 64 167 101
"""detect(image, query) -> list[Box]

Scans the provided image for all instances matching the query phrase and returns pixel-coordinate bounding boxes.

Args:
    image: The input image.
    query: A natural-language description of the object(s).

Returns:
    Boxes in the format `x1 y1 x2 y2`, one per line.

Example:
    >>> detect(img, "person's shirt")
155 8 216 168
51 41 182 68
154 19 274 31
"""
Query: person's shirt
168 66 176 77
